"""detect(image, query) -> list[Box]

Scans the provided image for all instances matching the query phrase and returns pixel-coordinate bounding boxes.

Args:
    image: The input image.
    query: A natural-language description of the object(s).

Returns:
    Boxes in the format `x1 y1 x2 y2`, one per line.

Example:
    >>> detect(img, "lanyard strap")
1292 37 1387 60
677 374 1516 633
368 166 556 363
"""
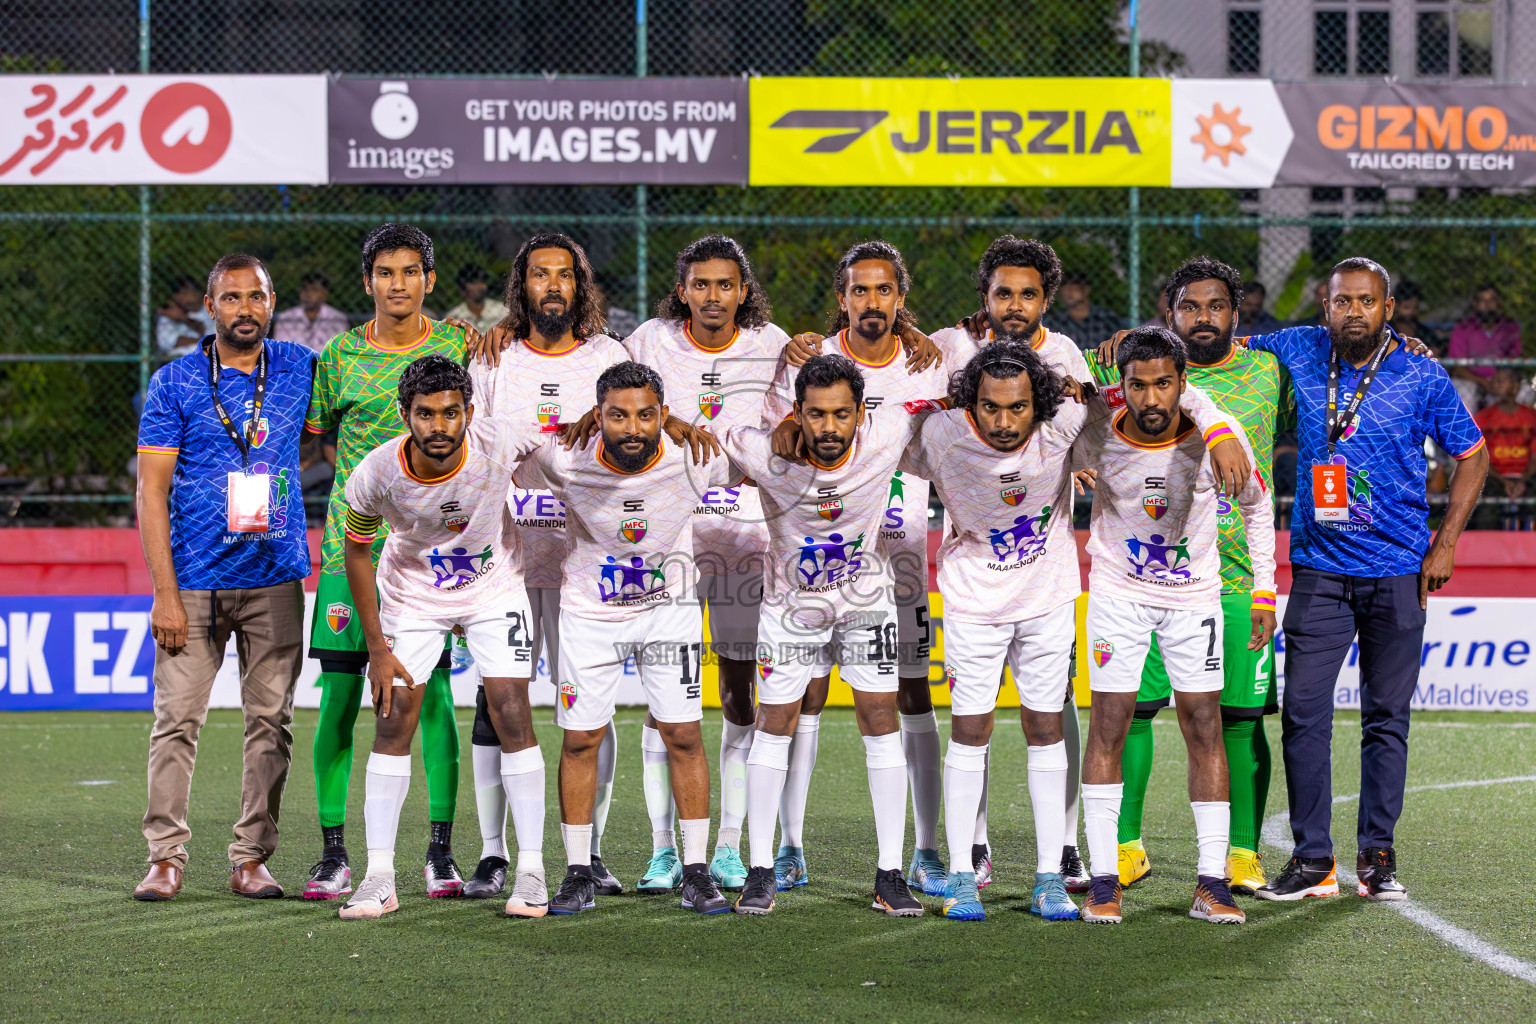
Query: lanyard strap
207 339 267 468
1325 331 1394 458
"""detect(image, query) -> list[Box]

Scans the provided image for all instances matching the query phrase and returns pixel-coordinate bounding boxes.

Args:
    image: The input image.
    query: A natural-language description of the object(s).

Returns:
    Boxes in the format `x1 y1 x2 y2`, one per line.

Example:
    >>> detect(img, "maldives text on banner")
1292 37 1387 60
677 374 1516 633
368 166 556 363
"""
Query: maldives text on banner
329 77 748 185
749 77 1171 187
0 76 327 185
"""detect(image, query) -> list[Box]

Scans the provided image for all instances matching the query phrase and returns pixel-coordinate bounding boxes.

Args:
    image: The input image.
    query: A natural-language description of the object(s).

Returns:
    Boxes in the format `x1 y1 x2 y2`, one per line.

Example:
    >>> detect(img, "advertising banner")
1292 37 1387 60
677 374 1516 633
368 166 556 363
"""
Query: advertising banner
329 77 748 185
0 75 327 185
749 77 1171 187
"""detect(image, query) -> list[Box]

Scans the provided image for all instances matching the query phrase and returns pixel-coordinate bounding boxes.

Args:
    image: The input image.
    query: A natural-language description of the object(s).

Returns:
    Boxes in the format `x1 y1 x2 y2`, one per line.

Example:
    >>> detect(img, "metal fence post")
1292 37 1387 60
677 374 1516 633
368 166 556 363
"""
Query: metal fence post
634 0 648 318
1126 0 1140 326
138 0 151 396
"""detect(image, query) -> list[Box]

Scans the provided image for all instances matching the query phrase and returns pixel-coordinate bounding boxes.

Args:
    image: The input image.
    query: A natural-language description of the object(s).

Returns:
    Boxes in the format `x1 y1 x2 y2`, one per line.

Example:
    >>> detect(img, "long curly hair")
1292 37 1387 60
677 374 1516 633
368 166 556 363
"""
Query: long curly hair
974 235 1063 306
826 240 919 335
654 234 773 330
499 232 607 340
946 341 1064 425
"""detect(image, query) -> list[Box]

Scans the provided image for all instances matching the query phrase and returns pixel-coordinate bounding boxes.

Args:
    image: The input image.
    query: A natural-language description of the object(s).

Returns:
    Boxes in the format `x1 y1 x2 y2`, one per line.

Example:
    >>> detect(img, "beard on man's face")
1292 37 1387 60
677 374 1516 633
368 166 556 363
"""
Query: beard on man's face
605 432 659 472
988 311 1038 344
1131 405 1172 436
1180 320 1234 365
216 316 266 351
1328 318 1386 364
852 309 888 341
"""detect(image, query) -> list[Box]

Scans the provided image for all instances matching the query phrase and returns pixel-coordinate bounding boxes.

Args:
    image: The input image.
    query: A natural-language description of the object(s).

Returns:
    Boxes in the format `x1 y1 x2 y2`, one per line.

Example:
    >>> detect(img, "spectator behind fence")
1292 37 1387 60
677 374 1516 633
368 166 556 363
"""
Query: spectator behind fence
274 272 350 353
1388 280 1446 357
1474 367 1536 502
1042 269 1125 349
1240 280 1288 335
1448 284 1522 410
1245 256 1487 903
155 274 213 356
443 263 508 334
133 254 317 902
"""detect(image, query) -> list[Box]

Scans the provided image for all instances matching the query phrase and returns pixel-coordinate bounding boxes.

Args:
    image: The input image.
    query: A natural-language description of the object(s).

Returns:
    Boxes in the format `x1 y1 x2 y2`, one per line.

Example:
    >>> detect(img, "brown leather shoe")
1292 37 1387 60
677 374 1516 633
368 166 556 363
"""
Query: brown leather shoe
230 860 284 899
133 860 183 901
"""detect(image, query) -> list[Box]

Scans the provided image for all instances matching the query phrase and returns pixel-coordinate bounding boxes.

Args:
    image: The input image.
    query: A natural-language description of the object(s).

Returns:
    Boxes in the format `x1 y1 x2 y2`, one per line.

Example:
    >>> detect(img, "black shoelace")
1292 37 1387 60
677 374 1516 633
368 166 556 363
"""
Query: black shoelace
309 855 345 881
1088 876 1120 905
743 872 774 900
427 850 459 876
1201 877 1237 905
556 874 594 901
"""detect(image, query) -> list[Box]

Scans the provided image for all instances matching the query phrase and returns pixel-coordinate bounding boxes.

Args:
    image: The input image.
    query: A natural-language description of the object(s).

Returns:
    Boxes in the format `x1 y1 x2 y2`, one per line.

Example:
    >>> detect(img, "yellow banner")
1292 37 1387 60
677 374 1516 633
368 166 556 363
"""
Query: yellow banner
750 77 1171 187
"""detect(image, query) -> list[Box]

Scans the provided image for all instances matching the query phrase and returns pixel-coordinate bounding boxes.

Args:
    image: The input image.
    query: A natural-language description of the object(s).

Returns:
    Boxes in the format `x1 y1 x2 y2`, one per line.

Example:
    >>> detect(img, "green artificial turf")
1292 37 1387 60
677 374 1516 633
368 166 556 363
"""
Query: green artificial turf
3 708 1533 1023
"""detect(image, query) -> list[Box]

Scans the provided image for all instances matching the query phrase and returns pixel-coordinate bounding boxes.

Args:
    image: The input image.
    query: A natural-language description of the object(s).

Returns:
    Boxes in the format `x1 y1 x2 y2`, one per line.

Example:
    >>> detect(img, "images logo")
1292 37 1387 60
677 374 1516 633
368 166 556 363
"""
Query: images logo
621 518 647 543
1092 638 1114 667
817 498 843 521
371 82 418 140
326 602 351 634
559 680 577 710
1143 493 1168 520
698 391 723 420
1001 484 1027 506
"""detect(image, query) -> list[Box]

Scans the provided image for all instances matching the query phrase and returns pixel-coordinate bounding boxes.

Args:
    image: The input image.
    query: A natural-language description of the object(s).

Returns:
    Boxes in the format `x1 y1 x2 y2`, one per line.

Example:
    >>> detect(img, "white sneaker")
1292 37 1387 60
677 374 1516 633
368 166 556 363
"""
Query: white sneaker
504 869 549 919
339 872 398 920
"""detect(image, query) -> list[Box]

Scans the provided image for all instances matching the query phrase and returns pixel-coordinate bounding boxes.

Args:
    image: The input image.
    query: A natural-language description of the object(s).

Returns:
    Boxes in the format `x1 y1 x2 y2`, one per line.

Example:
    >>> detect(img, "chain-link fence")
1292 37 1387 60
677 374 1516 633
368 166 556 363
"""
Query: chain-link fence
3 0 1535 526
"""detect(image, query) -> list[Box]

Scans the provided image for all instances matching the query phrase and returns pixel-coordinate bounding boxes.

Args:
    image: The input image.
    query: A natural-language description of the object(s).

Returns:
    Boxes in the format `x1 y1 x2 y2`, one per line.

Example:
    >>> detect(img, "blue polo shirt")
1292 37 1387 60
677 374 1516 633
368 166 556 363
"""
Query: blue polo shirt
1248 326 1484 578
137 338 317 591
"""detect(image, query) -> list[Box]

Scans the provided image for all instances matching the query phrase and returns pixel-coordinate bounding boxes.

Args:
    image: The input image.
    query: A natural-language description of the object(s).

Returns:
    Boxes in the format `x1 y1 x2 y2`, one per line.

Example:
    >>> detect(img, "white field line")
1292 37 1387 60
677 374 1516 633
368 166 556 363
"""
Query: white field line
1261 775 1536 985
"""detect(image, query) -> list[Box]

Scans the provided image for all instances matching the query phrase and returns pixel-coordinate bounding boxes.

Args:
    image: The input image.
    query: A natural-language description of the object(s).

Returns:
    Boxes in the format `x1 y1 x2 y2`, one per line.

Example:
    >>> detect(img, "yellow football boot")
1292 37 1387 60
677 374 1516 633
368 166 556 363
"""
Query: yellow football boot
1118 840 1150 886
1226 847 1266 896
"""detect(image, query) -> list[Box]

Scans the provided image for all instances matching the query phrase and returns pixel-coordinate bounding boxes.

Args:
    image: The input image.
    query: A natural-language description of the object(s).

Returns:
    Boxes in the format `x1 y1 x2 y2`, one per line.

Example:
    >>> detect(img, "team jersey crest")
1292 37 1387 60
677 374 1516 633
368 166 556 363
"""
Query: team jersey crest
817 498 843 522
1001 484 1028 506
698 391 723 420
559 680 578 709
1092 638 1114 667
246 417 269 448
442 514 469 533
621 518 647 543
757 651 774 681
537 402 561 426
1143 493 1168 520
326 602 351 634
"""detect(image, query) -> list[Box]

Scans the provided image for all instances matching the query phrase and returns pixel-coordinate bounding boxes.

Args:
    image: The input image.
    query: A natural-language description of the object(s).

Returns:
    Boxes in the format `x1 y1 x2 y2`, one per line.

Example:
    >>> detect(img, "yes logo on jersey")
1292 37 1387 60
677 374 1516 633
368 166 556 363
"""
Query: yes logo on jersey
1092 638 1114 667
559 680 578 710
796 531 865 587
987 505 1054 565
326 602 352 634
698 391 723 420
1143 493 1168 520
1125 533 1194 581
621 518 647 543
598 554 667 603
537 402 560 426
426 545 494 590
1001 484 1027 506
245 417 269 449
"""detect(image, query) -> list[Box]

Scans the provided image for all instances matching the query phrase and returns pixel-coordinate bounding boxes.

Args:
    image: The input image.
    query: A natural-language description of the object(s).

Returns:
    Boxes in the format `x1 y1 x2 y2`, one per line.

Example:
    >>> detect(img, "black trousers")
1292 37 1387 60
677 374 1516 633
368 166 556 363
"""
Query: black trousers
1280 567 1426 858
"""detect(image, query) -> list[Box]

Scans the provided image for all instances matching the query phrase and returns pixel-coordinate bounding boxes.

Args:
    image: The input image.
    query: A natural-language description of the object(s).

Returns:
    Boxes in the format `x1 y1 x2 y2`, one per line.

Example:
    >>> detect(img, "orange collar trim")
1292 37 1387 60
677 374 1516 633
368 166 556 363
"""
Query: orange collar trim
597 436 665 475
366 315 432 353
684 322 739 353
397 436 467 485
1112 408 1194 450
838 329 899 369
520 337 581 358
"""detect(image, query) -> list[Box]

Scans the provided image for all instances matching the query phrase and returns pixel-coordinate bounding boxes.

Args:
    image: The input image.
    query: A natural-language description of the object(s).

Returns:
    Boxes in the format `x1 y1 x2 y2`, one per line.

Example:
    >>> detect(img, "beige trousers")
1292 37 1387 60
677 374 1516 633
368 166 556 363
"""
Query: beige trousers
142 581 304 868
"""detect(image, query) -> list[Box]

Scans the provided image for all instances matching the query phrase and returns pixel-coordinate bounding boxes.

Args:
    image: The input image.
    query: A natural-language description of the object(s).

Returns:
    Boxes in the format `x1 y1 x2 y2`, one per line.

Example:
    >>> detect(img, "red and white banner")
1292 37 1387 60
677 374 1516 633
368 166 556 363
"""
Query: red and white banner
0 75 327 185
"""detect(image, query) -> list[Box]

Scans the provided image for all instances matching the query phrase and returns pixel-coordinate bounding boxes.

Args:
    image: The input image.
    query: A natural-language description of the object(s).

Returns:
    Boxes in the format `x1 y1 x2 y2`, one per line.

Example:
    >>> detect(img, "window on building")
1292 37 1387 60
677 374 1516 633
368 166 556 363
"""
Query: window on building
1357 10 1391 74
1228 8 1261 75
1315 10 1349 74
1314 4 1394 77
1417 1 1496 78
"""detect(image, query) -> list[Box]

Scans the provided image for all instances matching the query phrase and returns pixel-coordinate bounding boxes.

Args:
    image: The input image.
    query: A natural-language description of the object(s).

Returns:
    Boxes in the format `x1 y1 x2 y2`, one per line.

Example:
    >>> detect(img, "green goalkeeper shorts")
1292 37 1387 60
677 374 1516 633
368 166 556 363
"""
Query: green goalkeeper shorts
1132 591 1277 719
308 571 449 671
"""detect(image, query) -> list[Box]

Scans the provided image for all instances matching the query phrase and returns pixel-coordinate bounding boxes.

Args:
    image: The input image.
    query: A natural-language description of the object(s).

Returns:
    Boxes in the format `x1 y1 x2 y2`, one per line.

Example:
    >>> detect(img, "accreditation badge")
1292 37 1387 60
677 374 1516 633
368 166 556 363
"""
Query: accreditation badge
1312 460 1348 522
227 471 272 533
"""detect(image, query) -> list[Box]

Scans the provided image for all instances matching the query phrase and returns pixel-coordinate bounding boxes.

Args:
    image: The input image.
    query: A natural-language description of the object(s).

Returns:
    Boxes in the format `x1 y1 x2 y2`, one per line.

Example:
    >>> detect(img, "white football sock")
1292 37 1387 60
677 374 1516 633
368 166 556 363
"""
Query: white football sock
864 732 908 872
746 731 792 869
591 722 617 857
471 742 507 862
943 741 988 874
560 822 593 869
1027 741 1069 874
1192 801 1231 878
641 725 675 850
679 818 710 868
901 711 941 852
778 713 820 849
973 745 990 848
500 746 545 860
363 751 412 877
1063 697 1083 848
1082 783 1124 879
717 719 753 850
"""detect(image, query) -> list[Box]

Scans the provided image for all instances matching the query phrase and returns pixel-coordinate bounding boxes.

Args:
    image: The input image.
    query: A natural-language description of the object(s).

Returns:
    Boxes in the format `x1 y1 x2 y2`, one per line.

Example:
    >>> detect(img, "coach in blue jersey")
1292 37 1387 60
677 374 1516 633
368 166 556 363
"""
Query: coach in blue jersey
1246 257 1487 903
133 255 317 902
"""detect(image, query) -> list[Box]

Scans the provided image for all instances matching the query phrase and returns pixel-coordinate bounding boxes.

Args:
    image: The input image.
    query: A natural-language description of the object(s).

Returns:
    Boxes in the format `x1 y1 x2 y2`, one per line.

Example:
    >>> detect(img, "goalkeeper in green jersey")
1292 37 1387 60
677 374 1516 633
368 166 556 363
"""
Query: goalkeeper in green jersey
1085 257 1294 896
301 224 471 900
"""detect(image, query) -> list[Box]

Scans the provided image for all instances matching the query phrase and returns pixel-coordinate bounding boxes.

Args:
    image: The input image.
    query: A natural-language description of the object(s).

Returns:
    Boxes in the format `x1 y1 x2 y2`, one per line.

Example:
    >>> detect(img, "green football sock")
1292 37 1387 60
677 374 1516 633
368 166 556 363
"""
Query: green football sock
314 671 365 829
1223 718 1267 852
1118 715 1155 845
419 666 461 826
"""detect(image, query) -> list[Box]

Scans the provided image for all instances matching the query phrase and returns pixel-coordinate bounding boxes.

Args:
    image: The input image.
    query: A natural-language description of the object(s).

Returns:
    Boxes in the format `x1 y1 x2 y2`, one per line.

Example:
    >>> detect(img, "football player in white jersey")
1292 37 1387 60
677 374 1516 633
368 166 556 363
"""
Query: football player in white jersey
1072 326 1276 926
337 356 550 920
461 234 630 900
621 235 789 893
517 361 739 917
925 236 1093 891
725 353 941 918
764 241 952 896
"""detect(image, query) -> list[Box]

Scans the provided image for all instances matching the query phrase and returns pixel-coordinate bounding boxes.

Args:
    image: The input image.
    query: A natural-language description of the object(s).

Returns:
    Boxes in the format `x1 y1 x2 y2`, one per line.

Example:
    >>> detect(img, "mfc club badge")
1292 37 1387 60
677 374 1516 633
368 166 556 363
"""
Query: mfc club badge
1092 638 1114 667
1143 493 1168 520
326 602 352 634
245 417 269 448
537 402 561 428
621 518 647 543
559 680 578 710
442 514 469 533
1001 484 1027 506
817 498 843 522
757 651 774 681
698 391 723 420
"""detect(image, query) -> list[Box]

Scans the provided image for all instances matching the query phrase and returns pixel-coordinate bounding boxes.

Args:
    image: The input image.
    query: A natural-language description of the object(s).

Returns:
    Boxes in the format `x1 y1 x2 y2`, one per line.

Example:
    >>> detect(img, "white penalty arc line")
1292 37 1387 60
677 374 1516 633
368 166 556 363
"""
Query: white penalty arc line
1261 775 1536 985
